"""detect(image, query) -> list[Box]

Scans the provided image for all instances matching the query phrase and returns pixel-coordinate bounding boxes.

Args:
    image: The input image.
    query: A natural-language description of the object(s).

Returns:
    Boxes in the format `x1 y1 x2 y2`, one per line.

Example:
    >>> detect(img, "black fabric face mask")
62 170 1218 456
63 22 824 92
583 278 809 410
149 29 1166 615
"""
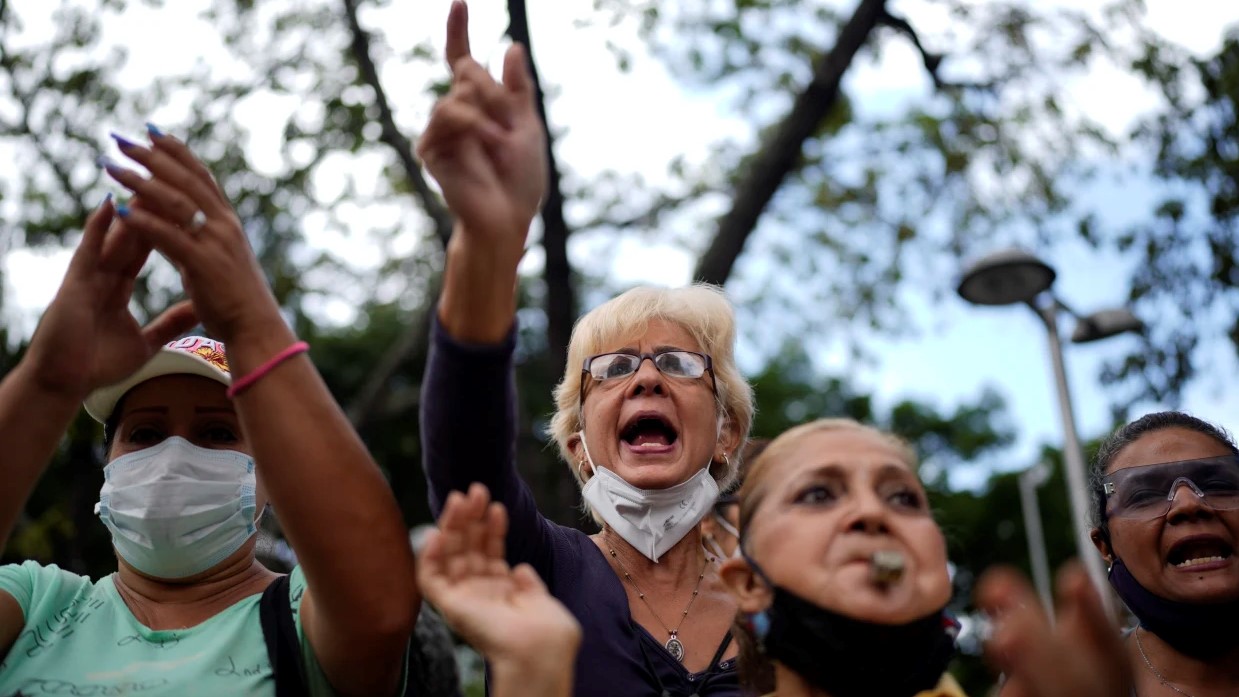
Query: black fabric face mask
1109 558 1239 658
744 557 958 697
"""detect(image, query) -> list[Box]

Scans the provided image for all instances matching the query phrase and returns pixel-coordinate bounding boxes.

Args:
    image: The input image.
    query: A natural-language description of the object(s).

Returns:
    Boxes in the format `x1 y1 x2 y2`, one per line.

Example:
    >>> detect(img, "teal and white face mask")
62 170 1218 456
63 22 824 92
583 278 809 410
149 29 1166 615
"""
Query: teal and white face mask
96 436 258 579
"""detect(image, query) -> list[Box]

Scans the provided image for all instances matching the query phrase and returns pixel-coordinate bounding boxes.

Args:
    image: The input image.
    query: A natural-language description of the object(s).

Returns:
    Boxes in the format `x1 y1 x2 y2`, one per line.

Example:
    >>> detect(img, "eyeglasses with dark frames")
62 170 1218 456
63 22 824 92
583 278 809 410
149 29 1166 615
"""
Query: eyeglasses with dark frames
578 350 716 404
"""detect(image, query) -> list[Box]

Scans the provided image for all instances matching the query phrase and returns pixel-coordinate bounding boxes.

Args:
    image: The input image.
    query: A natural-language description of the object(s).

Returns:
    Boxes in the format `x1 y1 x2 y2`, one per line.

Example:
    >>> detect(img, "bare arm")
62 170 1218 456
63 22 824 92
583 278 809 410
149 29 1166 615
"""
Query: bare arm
105 131 416 697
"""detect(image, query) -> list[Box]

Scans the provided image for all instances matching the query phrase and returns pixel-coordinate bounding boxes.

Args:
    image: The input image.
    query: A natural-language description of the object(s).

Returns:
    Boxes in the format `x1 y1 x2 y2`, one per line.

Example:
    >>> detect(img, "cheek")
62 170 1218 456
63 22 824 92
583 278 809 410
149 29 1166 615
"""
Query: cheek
912 526 952 603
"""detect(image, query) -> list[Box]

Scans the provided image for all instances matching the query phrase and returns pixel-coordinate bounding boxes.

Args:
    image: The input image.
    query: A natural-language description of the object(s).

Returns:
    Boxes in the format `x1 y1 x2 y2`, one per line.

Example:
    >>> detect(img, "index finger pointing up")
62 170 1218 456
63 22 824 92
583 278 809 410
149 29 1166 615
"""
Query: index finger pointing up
445 0 472 70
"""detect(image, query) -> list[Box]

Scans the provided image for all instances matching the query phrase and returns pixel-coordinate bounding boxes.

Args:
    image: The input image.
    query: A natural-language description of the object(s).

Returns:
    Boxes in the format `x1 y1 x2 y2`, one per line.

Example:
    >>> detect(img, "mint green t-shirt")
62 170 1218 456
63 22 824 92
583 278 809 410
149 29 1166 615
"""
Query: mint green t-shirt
0 561 339 697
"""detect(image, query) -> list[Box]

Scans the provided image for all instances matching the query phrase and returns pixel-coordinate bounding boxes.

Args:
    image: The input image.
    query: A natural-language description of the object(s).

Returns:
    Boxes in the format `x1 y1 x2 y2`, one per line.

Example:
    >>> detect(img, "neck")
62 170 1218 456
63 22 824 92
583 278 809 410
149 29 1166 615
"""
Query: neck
773 662 832 697
1133 627 1239 694
113 542 275 607
601 526 708 585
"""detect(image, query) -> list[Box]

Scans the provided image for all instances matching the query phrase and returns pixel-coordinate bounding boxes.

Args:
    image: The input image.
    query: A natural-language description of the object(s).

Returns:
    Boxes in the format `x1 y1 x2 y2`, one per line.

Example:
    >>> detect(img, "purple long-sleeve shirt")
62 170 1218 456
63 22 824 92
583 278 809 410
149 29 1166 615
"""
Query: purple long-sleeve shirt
420 318 740 697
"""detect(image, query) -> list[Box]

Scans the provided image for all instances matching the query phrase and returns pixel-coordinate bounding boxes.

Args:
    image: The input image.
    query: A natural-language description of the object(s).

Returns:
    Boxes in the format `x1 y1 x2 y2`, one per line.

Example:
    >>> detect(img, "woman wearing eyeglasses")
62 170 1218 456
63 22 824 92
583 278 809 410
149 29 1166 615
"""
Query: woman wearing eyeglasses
416 4 752 694
1088 411 1239 696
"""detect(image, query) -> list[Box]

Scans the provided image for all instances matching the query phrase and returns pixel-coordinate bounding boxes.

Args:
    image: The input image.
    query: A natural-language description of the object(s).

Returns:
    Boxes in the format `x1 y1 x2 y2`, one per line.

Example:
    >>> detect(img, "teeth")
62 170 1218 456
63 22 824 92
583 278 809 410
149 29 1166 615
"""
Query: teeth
1175 555 1227 568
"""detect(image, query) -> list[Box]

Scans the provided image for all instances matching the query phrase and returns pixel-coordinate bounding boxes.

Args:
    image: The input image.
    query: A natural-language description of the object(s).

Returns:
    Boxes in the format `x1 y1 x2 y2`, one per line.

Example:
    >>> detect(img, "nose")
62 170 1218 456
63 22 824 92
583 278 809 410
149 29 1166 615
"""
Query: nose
625 357 666 398
846 490 890 535
1166 479 1214 524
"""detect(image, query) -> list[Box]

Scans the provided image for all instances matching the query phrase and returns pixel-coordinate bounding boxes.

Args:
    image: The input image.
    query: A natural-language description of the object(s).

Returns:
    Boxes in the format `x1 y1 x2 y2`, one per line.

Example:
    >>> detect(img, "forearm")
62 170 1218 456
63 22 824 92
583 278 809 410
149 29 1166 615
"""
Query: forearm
228 326 417 636
437 223 521 344
0 362 82 550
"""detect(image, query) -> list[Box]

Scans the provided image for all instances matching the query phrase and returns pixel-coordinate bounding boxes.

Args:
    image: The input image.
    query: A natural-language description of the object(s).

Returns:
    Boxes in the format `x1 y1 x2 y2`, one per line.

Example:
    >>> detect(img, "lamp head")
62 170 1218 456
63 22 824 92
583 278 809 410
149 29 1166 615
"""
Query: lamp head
957 249 1056 306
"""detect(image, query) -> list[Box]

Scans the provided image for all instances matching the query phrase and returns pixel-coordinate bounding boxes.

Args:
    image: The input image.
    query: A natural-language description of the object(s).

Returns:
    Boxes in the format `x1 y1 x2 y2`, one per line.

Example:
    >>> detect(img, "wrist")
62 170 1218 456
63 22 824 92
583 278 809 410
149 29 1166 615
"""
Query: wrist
439 230 522 344
11 360 87 412
489 649 576 696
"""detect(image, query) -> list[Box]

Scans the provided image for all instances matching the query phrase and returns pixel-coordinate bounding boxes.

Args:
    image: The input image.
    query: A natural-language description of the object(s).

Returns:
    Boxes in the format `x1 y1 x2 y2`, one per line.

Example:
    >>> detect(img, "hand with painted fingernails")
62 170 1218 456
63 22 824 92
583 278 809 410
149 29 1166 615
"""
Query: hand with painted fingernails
23 193 198 400
977 563 1131 697
417 483 580 690
99 125 286 348
418 0 547 266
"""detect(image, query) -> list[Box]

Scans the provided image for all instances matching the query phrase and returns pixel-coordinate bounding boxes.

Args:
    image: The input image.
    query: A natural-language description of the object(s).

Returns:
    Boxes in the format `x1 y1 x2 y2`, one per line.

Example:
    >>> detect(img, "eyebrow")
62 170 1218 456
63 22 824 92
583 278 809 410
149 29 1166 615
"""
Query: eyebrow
792 461 916 483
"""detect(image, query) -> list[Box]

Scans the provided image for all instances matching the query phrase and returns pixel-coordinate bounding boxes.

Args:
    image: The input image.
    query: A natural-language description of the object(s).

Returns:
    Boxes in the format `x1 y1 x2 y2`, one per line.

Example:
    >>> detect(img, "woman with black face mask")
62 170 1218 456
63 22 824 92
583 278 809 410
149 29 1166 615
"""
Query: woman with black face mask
719 418 1135 697
1089 411 1239 697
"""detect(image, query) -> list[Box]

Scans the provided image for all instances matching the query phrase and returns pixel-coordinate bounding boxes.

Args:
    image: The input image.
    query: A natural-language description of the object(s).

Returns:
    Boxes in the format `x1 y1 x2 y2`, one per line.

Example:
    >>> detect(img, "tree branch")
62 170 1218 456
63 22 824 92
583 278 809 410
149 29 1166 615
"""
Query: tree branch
693 0 887 286
340 0 453 247
506 0 575 373
877 8 999 92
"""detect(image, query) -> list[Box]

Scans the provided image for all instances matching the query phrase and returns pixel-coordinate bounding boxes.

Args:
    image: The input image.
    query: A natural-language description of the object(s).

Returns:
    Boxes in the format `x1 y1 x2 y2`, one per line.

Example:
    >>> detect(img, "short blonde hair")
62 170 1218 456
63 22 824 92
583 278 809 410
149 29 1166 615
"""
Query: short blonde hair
549 284 754 492
738 418 917 535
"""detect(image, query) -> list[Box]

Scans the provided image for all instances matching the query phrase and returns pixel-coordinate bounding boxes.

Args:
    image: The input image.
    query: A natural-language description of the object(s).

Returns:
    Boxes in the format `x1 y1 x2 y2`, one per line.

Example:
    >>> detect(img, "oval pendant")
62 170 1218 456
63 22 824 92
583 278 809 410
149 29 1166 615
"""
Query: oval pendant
665 635 685 662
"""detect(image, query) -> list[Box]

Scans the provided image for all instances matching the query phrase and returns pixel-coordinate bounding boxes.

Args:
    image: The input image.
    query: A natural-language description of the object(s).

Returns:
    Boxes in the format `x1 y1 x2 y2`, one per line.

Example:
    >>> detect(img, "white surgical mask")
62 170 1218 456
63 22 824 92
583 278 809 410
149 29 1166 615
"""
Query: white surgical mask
96 436 258 579
578 433 719 563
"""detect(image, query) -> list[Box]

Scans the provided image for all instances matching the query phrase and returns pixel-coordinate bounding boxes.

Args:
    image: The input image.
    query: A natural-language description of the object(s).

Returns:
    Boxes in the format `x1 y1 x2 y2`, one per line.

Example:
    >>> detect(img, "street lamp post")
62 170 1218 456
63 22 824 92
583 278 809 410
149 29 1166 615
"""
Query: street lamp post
957 249 1142 620
1018 461 1054 618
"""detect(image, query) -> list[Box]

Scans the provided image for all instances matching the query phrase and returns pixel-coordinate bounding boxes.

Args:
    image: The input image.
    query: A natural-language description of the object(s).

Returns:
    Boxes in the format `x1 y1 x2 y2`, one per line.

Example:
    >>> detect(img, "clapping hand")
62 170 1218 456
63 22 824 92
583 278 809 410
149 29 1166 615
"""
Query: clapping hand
417 483 580 687
24 196 197 399
977 564 1131 697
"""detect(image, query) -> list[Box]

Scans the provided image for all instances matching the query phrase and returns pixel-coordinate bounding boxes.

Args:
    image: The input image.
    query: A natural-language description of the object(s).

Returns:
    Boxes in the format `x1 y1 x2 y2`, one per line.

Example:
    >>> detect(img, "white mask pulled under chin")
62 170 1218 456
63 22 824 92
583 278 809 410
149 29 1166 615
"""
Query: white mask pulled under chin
578 432 719 563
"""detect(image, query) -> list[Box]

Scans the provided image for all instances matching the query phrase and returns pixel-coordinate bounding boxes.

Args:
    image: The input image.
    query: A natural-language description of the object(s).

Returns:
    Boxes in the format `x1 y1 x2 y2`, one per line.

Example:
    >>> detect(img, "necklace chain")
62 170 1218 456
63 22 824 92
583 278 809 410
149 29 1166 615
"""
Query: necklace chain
1135 629 1196 697
606 543 709 662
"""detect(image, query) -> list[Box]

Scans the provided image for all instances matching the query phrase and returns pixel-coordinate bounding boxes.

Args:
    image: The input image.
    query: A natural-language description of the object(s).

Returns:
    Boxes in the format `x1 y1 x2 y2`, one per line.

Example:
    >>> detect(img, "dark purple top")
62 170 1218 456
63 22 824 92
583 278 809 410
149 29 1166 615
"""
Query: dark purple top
420 318 740 697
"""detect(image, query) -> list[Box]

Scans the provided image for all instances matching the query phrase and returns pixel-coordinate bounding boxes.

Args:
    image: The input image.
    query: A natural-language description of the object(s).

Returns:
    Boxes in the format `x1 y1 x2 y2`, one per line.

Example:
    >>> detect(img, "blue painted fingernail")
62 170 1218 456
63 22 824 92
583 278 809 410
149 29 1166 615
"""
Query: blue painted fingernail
110 132 138 149
96 154 119 169
99 192 113 208
145 122 164 137
116 204 130 218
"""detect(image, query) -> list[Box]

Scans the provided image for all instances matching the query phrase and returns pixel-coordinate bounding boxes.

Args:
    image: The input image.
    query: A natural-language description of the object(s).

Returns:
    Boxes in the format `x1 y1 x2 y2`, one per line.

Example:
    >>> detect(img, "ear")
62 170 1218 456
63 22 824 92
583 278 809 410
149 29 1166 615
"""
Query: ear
719 556 773 614
566 432 584 463
716 416 743 462
1089 526 1113 562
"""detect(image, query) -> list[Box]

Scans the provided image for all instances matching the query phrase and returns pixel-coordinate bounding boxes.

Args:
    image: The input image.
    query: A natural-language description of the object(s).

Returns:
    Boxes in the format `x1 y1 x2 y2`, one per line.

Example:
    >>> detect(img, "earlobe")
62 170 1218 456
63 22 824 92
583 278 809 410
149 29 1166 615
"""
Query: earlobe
719 557 773 614
1089 527 1113 562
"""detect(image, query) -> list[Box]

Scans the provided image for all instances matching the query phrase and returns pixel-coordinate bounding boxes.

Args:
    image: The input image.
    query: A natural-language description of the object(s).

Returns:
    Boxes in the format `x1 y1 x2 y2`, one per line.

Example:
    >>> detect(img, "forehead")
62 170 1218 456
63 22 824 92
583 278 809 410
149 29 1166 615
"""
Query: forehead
119 375 232 415
764 428 917 486
1108 427 1234 474
602 318 702 353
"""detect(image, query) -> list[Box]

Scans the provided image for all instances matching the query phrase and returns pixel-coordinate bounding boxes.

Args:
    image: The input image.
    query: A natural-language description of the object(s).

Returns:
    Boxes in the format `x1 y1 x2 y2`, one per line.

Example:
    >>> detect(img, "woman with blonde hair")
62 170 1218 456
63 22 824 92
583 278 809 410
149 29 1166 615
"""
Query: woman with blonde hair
722 418 1133 697
417 3 752 694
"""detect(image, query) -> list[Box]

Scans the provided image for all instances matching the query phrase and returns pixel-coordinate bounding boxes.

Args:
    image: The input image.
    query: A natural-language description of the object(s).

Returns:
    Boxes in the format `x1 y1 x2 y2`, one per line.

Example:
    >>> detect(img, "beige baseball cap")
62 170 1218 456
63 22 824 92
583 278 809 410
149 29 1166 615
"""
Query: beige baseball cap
83 336 232 423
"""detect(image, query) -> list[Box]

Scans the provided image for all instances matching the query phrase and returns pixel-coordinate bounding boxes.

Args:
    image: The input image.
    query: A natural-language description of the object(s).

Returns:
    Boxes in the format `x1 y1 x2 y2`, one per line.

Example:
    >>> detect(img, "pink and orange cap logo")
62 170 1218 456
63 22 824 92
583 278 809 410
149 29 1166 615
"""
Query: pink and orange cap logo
166 336 230 375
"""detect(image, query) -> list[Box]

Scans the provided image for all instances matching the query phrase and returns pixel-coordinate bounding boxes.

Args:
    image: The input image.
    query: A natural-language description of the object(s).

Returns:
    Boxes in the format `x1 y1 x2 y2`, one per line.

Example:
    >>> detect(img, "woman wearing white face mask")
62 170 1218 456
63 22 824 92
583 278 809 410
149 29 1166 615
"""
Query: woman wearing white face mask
0 129 417 696
417 4 753 694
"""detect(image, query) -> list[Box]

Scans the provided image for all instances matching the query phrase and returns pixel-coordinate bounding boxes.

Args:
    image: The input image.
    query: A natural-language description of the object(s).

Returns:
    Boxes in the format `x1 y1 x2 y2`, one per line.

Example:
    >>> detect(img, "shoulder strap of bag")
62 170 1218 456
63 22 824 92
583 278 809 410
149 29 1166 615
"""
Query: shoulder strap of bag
259 574 310 697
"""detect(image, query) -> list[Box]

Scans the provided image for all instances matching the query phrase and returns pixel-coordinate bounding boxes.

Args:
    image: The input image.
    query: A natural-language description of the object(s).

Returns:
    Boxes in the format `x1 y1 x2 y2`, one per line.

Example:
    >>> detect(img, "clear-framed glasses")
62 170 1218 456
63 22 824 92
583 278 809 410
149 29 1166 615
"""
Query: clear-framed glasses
579 350 716 402
1102 454 1239 521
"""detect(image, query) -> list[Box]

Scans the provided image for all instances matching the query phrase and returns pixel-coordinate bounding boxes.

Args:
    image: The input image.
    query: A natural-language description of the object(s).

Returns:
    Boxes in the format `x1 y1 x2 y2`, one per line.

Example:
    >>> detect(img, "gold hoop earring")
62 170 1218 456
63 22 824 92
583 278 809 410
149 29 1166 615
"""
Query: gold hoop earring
577 459 591 481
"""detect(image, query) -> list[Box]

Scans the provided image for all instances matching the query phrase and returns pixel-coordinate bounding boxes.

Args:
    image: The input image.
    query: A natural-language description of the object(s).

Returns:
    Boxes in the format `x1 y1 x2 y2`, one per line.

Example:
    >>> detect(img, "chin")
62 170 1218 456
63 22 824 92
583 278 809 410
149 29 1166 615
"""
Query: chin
615 463 694 490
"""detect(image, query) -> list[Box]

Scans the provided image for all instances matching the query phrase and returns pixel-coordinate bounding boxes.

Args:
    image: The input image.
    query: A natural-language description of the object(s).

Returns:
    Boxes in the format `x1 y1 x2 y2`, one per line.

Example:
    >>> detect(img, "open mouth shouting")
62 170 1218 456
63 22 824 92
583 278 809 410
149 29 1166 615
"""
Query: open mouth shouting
620 411 680 455
1166 534 1235 571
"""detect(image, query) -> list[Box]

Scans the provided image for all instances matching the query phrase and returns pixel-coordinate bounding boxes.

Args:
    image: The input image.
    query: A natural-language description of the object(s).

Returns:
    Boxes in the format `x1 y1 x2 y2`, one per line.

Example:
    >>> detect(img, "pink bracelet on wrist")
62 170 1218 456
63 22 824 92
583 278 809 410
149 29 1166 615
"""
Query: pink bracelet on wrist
226 341 310 399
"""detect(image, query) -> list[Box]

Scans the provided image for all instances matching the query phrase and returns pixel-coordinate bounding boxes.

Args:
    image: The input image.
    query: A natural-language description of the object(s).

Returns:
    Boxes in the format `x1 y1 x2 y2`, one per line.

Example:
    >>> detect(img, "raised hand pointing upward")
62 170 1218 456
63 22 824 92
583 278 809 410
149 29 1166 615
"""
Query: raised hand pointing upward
418 0 547 262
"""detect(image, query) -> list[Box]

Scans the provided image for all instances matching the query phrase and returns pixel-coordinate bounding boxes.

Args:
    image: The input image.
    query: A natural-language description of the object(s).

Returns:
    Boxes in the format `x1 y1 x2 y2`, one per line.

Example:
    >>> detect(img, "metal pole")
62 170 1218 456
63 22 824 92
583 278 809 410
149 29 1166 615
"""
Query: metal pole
1031 301 1117 619
1018 462 1054 619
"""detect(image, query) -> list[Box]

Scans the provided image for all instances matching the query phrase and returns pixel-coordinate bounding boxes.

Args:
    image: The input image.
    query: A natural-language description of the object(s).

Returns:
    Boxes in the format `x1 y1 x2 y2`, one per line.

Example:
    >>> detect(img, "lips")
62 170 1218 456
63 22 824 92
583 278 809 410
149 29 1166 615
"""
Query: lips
1166 534 1235 569
620 411 679 450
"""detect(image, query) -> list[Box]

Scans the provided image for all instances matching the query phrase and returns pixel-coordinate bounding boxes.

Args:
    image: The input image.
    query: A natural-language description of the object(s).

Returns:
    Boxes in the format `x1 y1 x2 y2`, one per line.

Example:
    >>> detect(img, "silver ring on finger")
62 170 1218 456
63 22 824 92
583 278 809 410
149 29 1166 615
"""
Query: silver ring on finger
188 209 207 233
